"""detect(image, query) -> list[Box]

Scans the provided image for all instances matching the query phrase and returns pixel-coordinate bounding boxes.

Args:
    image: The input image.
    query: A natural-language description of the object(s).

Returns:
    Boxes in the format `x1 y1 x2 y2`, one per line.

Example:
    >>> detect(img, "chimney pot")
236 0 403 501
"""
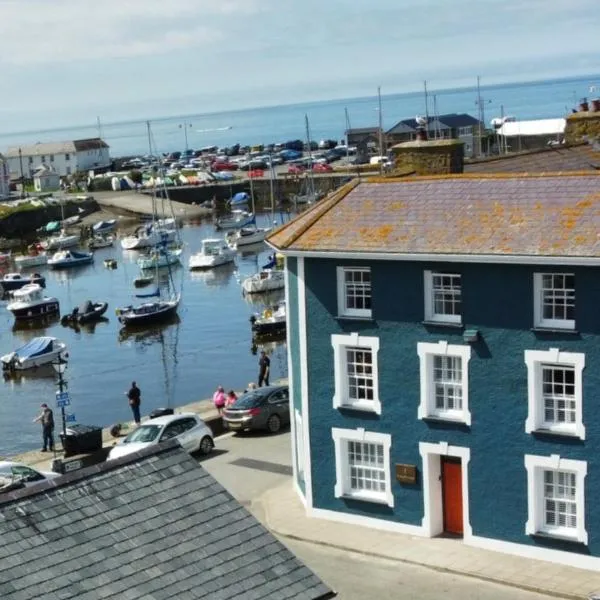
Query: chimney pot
580 98 589 112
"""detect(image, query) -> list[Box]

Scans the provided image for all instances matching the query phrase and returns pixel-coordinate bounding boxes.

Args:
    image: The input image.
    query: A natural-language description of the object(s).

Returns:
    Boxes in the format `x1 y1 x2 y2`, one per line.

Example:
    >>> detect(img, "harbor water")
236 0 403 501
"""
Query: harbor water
0 75 597 157
0 215 288 456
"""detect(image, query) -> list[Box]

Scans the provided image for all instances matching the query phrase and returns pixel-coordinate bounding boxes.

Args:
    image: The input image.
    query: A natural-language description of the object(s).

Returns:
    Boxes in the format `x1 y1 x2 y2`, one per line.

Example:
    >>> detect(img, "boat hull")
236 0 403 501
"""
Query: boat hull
120 229 176 250
48 256 93 269
0 276 46 294
189 253 235 270
9 301 60 321
117 301 179 326
41 236 80 251
137 253 180 270
251 319 286 336
242 271 285 294
14 255 48 268
1 342 67 371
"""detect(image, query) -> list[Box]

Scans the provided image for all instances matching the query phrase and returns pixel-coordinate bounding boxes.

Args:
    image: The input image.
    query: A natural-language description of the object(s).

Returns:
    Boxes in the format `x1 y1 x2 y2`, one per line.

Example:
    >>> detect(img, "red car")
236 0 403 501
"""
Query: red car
312 163 333 173
211 161 238 172
288 164 305 174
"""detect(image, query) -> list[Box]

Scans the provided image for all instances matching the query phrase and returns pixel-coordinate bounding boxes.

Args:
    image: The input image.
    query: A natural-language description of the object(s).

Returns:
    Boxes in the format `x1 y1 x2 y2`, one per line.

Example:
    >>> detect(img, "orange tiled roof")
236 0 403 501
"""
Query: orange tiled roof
266 173 600 258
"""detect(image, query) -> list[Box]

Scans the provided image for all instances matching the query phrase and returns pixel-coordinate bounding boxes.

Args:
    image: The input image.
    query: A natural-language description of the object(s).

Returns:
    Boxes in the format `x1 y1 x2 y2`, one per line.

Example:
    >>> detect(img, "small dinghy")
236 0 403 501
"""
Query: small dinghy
92 219 117 234
1 336 67 371
61 300 108 326
250 302 286 336
104 258 117 269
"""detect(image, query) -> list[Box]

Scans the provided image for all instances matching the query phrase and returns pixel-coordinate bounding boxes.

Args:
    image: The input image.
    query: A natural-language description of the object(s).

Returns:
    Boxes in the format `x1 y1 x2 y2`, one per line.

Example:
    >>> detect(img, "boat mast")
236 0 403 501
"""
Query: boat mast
249 165 256 218
377 86 384 174
304 114 315 197
344 107 351 162
269 152 276 225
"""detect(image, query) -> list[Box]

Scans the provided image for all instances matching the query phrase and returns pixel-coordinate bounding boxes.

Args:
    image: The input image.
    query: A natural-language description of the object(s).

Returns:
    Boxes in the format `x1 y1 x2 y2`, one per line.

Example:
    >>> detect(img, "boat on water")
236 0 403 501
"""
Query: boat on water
0 250 11 264
230 191 250 206
137 247 182 270
61 300 108 325
133 275 154 288
116 295 180 326
14 246 48 268
215 210 255 230
6 284 60 321
189 238 236 270
92 219 117 234
242 269 285 294
41 229 80 251
227 223 271 248
1 337 67 371
250 302 286 336
0 273 46 295
62 215 81 227
88 235 114 250
120 219 177 250
48 249 94 269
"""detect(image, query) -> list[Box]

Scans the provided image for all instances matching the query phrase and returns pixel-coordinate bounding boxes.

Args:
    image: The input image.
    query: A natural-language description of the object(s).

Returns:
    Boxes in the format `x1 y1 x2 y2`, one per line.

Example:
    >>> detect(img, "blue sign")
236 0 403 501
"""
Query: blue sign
56 391 70 407
66 414 76 423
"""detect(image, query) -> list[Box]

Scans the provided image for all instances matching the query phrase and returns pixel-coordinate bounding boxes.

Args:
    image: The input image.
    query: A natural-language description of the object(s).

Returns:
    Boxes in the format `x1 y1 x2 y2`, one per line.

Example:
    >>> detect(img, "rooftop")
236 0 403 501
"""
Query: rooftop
387 113 481 135
0 442 334 600
267 173 600 261
5 138 109 158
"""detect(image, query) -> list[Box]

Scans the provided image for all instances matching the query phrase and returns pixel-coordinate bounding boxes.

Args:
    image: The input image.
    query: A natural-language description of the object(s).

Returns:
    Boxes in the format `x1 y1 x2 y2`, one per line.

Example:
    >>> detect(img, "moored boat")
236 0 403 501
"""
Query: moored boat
189 239 236 270
1 337 67 371
116 296 180 326
242 269 285 294
92 219 117 234
227 224 271 248
61 300 108 325
88 235 114 250
48 249 94 269
137 247 181 270
250 302 286 336
14 250 48 269
6 284 60 321
120 222 177 250
41 229 80 251
215 210 255 230
0 273 45 295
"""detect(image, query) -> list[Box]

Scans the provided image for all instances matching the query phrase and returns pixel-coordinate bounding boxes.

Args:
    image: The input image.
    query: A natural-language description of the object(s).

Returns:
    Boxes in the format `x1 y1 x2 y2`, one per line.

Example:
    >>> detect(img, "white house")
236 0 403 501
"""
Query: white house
3 138 111 178
33 165 61 192
0 153 9 198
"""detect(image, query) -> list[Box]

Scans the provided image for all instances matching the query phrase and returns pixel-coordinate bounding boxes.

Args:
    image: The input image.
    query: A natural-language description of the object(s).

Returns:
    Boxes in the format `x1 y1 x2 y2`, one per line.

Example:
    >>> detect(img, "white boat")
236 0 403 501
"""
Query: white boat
137 248 182 270
92 219 117 234
250 302 286 336
41 230 80 251
62 215 81 227
14 252 48 268
48 249 94 269
189 239 236 270
116 295 180 326
242 269 285 294
1 337 67 371
120 224 177 250
6 284 60 320
215 210 255 230
227 224 272 248
88 235 114 250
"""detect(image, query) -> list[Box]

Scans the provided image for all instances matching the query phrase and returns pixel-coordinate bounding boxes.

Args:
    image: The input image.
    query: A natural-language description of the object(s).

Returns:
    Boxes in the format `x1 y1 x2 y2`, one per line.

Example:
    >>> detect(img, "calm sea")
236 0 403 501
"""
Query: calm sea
0 75 598 157
0 216 288 456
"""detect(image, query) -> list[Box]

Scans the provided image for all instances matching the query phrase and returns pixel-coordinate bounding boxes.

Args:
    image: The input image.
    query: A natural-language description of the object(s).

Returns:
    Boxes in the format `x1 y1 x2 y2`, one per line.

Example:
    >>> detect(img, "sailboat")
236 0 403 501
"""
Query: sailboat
292 115 320 205
40 197 80 249
116 122 181 326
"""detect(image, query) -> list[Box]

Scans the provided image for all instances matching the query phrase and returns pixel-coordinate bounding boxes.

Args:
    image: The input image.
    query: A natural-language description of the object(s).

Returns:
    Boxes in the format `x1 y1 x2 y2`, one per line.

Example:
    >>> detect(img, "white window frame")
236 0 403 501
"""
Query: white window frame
336 266 372 319
524 454 588 544
417 341 471 425
332 427 393 507
424 270 462 325
533 272 575 330
524 348 585 439
294 409 305 481
332 333 381 414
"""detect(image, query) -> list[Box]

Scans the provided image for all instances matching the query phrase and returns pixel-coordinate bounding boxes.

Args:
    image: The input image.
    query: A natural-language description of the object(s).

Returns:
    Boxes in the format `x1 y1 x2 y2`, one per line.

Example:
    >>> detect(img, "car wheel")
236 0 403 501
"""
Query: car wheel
267 415 281 434
198 436 214 456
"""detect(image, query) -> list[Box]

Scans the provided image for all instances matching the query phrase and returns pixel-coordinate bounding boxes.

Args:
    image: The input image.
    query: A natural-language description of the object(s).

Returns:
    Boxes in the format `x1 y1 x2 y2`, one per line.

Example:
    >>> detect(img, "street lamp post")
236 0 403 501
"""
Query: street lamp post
52 356 69 445
178 121 192 155
18 148 25 198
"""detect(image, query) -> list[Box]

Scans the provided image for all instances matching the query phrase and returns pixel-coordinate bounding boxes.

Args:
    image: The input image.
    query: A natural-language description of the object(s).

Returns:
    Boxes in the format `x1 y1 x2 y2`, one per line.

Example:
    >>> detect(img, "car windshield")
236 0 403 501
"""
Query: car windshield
124 425 161 443
232 390 266 409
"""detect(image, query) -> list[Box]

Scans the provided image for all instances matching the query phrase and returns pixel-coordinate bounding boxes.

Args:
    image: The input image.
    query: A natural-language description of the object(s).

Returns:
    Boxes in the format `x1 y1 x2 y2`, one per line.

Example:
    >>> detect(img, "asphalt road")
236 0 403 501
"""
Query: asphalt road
200 430 557 600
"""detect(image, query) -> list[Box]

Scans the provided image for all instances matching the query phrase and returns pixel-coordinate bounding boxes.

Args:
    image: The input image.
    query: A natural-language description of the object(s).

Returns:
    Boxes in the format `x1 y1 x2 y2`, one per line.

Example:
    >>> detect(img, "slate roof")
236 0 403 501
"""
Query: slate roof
387 113 481 135
464 143 600 174
5 138 108 158
0 442 334 600
266 173 600 259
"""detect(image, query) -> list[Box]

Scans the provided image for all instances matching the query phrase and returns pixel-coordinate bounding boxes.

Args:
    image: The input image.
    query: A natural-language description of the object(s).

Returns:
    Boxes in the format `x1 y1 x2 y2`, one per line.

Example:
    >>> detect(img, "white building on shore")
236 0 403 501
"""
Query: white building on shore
3 138 111 178
0 153 10 198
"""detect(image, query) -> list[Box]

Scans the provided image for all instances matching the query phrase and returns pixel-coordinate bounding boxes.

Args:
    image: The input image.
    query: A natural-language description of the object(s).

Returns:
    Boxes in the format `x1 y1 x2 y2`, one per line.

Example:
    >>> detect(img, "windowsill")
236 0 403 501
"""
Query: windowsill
422 320 464 329
336 315 375 322
337 401 380 415
422 414 470 426
531 327 579 335
530 531 586 545
531 427 582 440
341 491 390 506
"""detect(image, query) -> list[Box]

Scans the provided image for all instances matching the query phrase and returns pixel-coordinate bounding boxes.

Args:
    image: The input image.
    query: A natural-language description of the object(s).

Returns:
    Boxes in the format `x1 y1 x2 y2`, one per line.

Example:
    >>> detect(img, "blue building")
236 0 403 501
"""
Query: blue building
267 170 600 570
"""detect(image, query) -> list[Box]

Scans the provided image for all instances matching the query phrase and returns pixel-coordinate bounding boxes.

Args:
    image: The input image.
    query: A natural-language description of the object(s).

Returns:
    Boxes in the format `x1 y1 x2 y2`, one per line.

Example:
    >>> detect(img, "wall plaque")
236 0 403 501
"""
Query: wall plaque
395 463 417 484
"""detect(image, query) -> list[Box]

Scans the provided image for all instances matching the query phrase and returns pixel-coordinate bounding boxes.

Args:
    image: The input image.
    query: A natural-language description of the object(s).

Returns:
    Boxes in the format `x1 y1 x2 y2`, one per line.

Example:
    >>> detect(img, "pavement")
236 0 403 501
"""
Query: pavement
256 480 600 600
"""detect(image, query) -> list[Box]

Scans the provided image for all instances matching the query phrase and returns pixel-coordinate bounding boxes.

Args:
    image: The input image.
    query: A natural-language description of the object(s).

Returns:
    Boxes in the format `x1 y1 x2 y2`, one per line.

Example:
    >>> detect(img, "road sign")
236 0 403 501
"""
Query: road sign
66 414 76 423
56 391 70 407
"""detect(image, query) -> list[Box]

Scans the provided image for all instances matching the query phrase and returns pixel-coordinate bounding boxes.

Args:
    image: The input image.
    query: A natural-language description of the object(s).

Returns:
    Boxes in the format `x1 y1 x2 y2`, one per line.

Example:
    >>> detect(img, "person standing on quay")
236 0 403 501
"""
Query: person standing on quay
258 351 270 387
33 403 55 452
126 381 142 426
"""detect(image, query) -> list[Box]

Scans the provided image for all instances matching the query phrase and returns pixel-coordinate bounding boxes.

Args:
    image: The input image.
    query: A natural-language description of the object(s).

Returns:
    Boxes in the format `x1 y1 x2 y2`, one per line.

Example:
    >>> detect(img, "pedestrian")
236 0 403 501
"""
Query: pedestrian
33 403 54 452
213 385 226 414
258 351 270 387
125 381 142 425
225 390 237 407
244 382 257 393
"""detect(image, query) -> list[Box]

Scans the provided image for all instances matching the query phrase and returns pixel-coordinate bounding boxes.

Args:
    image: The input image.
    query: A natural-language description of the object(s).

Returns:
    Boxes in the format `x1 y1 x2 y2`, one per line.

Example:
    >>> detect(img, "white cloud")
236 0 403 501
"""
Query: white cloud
0 0 261 64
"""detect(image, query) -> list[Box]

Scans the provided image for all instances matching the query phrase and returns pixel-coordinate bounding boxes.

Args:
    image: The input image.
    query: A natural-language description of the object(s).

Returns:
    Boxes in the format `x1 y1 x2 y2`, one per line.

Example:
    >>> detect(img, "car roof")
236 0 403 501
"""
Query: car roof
140 412 199 426
0 461 29 469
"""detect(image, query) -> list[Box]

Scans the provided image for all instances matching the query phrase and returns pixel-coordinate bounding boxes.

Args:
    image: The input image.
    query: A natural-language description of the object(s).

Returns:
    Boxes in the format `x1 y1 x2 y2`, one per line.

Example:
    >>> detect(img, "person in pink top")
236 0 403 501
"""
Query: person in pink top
225 390 237 407
213 386 226 414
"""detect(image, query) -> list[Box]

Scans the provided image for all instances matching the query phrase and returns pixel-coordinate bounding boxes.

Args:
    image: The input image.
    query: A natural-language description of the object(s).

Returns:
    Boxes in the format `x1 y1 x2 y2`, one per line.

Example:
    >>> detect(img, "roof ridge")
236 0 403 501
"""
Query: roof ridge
366 171 600 183
267 178 361 248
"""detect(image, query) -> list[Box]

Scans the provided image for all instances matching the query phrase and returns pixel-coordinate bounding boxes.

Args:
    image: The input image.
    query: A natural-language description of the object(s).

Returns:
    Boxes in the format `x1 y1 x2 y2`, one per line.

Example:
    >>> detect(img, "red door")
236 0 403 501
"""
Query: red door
441 457 463 536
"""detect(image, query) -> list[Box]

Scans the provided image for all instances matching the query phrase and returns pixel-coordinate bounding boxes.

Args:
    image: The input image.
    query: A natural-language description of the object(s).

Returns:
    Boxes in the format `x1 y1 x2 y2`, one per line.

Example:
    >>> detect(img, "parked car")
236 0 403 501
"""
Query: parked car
211 161 239 172
279 149 302 161
288 164 305 174
0 461 60 491
107 413 214 460
222 385 290 433
240 160 268 171
313 163 333 173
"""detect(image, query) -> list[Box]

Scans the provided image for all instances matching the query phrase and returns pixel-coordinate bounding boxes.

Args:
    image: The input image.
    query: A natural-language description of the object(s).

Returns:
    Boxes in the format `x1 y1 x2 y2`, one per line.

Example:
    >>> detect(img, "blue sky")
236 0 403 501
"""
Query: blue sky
0 0 599 132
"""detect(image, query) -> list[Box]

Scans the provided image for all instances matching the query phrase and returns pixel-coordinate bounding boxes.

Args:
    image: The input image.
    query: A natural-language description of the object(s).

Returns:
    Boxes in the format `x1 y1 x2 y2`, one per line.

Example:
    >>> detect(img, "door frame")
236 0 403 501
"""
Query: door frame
419 442 472 538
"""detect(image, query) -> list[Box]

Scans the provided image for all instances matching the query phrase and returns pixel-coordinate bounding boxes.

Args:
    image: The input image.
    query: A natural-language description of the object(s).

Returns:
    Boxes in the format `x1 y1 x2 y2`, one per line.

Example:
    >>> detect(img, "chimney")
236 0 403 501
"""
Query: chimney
565 99 600 144
391 138 464 175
